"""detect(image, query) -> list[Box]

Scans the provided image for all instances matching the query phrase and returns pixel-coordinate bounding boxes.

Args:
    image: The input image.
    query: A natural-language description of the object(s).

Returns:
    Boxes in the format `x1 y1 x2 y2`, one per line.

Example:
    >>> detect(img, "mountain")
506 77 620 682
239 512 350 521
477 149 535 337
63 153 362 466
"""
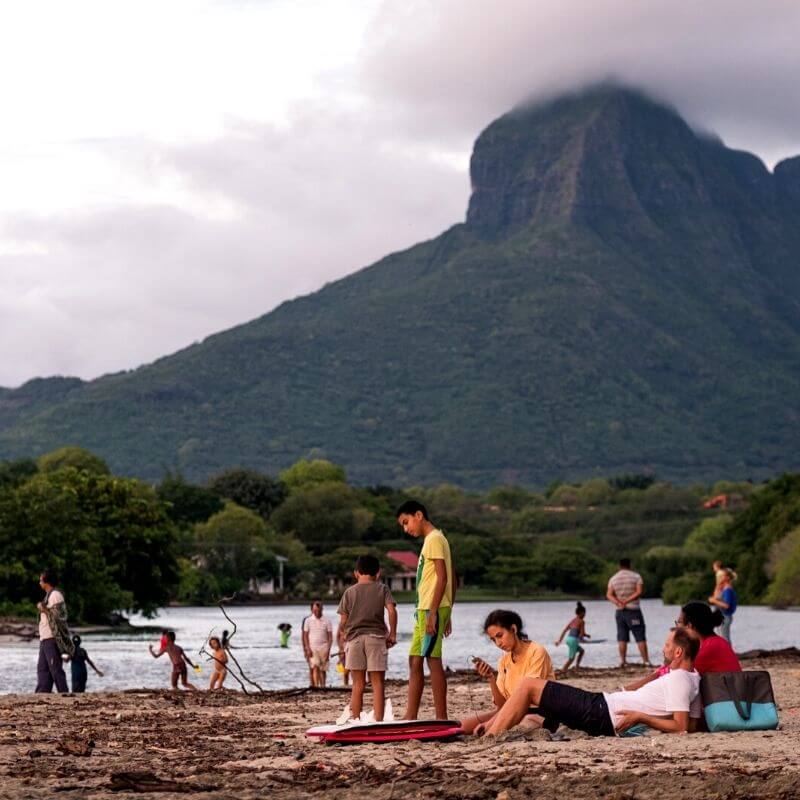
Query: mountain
2 85 800 488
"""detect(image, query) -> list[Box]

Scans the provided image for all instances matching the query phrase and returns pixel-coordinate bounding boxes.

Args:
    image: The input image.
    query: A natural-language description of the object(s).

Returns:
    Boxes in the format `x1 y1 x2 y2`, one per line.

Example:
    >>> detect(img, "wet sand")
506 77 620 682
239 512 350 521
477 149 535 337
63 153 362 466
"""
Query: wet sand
1 655 798 799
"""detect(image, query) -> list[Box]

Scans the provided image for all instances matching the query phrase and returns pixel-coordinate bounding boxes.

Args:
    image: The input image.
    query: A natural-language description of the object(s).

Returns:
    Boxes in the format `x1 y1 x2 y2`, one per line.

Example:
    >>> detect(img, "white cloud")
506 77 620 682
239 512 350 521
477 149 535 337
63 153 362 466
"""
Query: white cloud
1 0 799 386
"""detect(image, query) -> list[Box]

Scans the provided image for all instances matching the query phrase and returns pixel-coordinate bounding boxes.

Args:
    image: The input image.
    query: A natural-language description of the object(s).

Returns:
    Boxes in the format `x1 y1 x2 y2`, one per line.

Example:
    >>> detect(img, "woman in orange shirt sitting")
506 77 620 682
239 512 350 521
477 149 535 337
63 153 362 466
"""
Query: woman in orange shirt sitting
460 609 556 734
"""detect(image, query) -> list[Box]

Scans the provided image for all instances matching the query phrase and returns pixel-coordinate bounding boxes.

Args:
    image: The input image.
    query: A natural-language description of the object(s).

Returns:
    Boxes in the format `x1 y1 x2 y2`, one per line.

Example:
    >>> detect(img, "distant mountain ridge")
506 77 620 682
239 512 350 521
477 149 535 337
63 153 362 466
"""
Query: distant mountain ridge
2 85 800 487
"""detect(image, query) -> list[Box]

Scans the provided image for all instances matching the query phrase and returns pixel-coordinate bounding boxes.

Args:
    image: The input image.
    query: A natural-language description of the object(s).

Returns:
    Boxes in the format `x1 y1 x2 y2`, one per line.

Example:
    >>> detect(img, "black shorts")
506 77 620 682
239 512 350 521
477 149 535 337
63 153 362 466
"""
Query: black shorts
534 681 615 737
616 608 646 643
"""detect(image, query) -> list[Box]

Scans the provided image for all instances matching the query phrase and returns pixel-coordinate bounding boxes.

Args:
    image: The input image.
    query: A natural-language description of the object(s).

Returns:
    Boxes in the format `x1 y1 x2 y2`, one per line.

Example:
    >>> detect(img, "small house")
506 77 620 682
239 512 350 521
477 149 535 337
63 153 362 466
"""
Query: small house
385 550 418 592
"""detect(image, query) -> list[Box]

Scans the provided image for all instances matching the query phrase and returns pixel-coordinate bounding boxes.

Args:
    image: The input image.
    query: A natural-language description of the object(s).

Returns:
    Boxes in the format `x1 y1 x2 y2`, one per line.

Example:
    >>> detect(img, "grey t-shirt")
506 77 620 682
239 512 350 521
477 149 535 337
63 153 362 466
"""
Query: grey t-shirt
337 582 395 640
608 569 644 609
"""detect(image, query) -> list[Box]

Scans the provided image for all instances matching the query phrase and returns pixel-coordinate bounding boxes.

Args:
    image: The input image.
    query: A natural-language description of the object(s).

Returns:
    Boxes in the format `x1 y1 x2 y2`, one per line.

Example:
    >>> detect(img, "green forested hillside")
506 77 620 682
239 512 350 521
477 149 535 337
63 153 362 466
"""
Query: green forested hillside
1 86 800 487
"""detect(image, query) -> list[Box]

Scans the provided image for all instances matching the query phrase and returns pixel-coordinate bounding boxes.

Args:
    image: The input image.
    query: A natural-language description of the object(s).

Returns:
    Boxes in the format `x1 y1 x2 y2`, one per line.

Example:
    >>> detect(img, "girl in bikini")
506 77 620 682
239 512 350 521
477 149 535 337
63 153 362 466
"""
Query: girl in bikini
207 636 228 690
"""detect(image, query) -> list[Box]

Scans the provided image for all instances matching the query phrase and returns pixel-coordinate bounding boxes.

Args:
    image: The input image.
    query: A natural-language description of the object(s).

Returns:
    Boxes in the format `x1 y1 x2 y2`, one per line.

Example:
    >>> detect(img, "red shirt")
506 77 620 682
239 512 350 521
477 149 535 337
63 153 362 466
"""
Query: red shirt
694 635 742 675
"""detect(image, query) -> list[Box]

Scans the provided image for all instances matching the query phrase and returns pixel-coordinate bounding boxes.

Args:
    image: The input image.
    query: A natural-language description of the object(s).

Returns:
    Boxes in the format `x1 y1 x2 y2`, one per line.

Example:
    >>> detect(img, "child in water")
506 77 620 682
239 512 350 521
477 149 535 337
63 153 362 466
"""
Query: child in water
277 622 292 648
64 634 104 693
554 602 590 670
149 631 198 690
207 636 228 690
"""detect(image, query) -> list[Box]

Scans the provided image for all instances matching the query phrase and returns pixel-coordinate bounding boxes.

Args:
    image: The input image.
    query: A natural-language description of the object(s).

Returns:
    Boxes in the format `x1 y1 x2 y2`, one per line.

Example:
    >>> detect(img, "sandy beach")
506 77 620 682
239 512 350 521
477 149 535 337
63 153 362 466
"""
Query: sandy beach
1 653 798 799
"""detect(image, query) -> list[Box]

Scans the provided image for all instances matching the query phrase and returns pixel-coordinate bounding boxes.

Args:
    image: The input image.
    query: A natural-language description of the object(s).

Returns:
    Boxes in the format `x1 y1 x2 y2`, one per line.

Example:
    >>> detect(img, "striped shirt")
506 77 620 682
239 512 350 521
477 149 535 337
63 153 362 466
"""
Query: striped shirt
608 569 643 609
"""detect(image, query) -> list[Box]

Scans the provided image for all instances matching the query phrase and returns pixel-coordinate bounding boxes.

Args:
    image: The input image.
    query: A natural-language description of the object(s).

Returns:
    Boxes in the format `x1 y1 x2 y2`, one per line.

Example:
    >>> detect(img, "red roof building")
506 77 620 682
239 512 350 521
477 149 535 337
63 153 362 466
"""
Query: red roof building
386 550 418 592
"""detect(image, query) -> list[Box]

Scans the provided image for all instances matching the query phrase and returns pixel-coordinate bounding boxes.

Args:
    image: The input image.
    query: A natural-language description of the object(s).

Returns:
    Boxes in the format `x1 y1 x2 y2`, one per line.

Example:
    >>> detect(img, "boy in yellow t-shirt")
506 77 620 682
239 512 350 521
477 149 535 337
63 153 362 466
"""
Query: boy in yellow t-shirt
397 500 455 720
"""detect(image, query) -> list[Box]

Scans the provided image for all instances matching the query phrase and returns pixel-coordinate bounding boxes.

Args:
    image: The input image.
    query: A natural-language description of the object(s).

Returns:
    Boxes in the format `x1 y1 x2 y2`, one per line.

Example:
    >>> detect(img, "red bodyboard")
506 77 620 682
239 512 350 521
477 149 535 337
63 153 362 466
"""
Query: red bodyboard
306 719 463 743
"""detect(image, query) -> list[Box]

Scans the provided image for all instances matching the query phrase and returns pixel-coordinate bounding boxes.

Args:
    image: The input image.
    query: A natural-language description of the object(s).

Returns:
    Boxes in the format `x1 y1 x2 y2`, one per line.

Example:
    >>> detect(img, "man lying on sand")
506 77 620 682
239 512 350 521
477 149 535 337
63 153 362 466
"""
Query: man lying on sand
477 628 701 737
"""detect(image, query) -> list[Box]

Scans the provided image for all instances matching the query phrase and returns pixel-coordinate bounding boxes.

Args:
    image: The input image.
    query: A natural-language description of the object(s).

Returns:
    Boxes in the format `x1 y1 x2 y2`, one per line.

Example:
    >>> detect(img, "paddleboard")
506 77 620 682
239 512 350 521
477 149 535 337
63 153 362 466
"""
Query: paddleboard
306 719 463 743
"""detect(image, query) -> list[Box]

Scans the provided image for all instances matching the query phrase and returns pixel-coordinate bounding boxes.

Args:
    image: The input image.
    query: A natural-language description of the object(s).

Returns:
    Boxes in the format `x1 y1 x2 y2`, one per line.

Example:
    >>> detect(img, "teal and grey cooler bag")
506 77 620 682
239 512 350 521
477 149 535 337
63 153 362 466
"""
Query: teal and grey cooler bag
700 671 779 732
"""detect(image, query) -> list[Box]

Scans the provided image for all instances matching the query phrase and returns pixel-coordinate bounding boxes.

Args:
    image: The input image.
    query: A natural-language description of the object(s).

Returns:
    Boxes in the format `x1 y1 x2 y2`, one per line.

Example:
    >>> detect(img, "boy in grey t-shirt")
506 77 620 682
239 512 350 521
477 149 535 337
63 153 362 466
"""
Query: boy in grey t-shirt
337 555 398 722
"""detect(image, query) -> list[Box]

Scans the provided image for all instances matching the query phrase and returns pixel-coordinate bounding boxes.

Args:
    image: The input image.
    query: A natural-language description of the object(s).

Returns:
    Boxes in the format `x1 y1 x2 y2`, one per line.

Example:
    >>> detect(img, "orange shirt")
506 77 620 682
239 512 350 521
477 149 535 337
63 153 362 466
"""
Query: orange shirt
496 641 555 698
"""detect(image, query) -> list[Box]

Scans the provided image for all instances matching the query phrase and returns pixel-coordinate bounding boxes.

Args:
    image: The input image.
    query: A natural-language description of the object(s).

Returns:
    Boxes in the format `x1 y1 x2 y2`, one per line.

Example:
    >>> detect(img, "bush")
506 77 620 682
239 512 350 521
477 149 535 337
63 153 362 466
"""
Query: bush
279 459 346 492
577 478 614 506
638 545 699 597
158 473 223 525
0 459 38 490
193 504 273 597
37 447 109 476
176 557 221 605
683 515 732 558
485 556 544 592
765 527 800 608
508 506 551 534
611 474 656 491
485 485 532 511
271 482 373 554
548 484 580 507
208 468 286 519
661 572 711 606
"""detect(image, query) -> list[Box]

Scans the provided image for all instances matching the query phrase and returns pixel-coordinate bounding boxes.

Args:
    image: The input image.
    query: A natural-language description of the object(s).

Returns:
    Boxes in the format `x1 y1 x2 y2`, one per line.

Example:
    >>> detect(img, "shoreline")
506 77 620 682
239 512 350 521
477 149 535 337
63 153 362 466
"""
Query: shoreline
0 618 164 644
0 655 797 798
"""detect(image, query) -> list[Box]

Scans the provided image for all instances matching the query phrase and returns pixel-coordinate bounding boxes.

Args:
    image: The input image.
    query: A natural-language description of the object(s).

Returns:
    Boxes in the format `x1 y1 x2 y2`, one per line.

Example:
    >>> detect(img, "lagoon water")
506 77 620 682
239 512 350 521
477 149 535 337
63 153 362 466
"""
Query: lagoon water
2 599 796 694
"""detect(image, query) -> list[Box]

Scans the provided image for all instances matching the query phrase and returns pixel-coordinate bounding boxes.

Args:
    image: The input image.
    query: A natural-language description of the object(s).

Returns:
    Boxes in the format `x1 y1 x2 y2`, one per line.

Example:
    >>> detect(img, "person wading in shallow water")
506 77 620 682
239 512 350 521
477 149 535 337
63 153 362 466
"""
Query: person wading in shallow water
303 602 333 688
35 569 72 693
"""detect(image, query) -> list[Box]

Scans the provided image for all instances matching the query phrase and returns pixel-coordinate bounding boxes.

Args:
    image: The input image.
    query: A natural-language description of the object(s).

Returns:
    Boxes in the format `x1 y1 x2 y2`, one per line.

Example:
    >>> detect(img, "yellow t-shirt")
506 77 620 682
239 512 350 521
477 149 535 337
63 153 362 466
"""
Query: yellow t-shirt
495 641 555 699
415 529 453 610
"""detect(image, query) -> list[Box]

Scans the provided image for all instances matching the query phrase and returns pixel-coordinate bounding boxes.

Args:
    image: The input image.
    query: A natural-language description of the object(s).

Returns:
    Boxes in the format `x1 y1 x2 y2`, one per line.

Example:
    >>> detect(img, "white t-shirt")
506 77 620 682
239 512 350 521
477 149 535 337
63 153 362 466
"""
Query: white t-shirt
604 669 702 729
303 615 332 651
38 590 65 640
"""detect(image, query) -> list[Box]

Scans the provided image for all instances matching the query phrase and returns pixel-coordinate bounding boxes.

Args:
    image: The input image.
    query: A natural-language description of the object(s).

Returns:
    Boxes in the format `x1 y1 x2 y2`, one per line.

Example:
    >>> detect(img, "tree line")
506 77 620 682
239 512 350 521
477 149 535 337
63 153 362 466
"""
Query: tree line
1 446 797 621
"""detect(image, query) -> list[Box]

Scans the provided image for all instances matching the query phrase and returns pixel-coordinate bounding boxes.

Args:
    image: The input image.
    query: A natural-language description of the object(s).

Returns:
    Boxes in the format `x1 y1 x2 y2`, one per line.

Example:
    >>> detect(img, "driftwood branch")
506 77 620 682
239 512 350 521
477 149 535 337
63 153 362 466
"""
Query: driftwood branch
198 641 249 694
216 598 266 693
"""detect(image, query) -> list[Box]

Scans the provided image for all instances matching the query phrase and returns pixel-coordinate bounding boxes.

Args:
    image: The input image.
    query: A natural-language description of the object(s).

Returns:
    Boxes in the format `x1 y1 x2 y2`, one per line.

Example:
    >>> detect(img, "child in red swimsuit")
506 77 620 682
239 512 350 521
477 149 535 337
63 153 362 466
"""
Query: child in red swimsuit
149 631 198 690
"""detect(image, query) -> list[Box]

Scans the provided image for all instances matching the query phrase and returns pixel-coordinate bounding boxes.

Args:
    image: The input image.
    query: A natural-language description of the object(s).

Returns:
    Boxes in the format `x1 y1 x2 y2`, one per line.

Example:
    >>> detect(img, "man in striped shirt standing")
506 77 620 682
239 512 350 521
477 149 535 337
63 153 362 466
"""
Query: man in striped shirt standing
606 558 652 668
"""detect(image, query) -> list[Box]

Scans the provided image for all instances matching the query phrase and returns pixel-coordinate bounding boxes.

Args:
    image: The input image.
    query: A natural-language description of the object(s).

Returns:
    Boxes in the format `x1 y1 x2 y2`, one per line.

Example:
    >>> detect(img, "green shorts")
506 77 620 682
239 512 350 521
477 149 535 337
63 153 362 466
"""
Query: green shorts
409 607 451 659
566 636 584 659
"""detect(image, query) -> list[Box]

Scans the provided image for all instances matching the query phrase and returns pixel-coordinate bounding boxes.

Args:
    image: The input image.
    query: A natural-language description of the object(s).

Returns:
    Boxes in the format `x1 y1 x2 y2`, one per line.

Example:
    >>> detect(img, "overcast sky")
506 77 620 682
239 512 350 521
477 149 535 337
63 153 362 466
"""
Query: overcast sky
2 0 799 387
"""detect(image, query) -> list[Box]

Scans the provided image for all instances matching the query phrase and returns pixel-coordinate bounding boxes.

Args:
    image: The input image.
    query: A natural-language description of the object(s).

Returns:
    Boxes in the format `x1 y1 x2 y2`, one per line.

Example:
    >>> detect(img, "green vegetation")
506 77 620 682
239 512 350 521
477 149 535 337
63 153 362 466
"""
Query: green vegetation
648 475 800 607
0 451 179 621
13 444 795 619
1 87 799 489
37 446 110 476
